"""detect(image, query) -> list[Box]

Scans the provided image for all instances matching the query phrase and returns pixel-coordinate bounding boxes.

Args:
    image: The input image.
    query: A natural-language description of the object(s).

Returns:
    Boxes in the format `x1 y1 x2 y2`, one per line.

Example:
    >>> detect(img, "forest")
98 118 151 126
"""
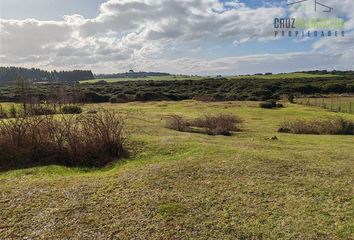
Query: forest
0 67 94 83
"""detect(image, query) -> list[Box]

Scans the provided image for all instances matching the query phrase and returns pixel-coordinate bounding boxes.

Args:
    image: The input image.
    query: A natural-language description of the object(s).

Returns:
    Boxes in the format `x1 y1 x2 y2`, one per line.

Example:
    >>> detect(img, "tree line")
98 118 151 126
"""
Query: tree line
0 66 94 83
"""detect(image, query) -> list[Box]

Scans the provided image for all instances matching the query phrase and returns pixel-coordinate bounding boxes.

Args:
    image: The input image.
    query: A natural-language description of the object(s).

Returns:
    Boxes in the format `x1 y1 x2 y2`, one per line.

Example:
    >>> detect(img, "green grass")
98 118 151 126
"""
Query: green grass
1 101 354 239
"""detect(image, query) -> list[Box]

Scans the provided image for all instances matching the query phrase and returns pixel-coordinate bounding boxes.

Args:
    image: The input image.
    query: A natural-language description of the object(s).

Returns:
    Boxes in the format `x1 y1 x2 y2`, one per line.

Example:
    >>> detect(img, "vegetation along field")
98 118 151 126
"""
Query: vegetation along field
1 71 354 103
1 101 353 239
297 96 354 114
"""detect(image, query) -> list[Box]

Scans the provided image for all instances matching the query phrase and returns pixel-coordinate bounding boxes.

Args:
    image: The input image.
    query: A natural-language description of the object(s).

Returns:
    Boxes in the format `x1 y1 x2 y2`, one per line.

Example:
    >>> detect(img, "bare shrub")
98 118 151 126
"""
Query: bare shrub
165 114 190 132
0 110 126 171
73 110 125 166
192 114 243 136
165 113 242 136
279 117 354 135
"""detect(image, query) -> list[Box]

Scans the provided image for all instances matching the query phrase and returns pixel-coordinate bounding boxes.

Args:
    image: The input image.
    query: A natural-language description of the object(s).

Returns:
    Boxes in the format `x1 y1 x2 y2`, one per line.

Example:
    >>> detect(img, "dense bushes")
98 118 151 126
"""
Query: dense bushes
0 110 126 171
166 113 243 136
278 117 354 135
1 72 354 103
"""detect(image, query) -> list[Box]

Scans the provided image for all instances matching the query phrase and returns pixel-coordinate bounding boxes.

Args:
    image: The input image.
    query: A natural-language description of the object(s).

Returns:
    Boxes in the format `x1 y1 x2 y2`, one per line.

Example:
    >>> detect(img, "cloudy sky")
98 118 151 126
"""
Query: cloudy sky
0 0 353 75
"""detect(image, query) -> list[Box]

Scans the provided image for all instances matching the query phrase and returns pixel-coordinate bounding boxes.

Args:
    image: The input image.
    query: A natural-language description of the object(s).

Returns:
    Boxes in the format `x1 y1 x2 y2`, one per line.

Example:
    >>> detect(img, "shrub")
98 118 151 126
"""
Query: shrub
165 114 189 132
61 105 83 114
166 113 243 136
84 92 110 103
259 100 284 109
0 110 126 171
278 117 354 135
259 100 276 109
193 95 215 102
110 94 128 103
192 114 243 136
109 96 119 103
29 105 56 116
276 103 284 108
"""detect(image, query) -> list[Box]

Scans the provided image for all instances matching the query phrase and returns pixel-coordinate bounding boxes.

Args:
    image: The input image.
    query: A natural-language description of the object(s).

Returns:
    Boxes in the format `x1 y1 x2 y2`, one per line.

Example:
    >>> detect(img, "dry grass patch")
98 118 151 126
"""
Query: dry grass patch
279 117 354 135
0 110 126 171
166 113 243 136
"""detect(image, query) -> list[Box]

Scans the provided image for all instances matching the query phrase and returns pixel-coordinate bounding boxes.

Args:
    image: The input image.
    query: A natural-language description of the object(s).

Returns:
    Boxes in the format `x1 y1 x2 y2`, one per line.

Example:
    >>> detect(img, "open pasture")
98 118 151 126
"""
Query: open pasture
1 101 353 239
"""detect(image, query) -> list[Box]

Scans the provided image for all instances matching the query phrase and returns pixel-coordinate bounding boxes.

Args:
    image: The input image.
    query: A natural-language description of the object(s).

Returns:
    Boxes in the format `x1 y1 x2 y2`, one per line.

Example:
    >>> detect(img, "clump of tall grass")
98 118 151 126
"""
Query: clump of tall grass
0 110 126 171
278 117 354 135
166 113 242 136
192 114 243 136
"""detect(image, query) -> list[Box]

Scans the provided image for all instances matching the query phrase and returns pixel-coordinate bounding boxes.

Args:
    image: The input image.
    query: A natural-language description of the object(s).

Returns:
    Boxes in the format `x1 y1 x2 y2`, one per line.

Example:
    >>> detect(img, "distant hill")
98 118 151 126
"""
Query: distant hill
94 71 171 79
0 66 94 83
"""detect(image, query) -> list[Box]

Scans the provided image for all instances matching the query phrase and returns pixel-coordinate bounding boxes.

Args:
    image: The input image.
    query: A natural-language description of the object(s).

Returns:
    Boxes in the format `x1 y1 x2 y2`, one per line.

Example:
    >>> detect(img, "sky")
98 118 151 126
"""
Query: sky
0 0 353 75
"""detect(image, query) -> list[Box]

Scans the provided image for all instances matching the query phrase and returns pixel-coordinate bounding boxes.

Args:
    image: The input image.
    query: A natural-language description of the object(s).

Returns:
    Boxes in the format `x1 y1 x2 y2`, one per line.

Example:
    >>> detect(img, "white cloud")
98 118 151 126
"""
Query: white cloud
0 0 353 74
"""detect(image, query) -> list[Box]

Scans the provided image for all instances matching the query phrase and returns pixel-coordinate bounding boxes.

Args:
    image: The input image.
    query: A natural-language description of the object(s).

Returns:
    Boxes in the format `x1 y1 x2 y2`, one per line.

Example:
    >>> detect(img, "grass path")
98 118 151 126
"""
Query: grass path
1 101 353 239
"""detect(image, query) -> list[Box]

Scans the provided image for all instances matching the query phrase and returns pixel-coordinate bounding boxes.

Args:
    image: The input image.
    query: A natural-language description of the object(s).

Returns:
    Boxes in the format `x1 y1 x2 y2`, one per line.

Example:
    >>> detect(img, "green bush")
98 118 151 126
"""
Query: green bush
61 105 83 114
259 100 276 109
260 100 284 109
109 96 118 103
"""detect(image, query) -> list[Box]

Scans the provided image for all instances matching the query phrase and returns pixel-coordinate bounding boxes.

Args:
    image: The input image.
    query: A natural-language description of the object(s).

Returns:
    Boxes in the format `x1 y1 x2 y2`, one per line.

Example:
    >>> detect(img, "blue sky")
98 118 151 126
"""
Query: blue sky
0 0 353 74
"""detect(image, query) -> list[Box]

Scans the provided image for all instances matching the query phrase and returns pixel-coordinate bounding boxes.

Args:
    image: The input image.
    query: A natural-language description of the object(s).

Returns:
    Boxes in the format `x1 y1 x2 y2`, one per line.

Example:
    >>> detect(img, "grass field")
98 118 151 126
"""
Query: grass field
1 101 353 239
297 96 354 114
80 73 340 84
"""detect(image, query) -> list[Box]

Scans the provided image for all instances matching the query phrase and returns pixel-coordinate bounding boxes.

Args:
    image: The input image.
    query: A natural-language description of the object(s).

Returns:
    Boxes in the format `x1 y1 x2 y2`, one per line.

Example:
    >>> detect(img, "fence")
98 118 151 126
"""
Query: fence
296 96 354 114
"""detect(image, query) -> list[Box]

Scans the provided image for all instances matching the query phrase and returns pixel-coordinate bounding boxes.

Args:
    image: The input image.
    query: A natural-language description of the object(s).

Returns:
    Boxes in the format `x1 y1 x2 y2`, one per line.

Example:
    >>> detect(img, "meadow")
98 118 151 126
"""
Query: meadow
1 101 353 239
